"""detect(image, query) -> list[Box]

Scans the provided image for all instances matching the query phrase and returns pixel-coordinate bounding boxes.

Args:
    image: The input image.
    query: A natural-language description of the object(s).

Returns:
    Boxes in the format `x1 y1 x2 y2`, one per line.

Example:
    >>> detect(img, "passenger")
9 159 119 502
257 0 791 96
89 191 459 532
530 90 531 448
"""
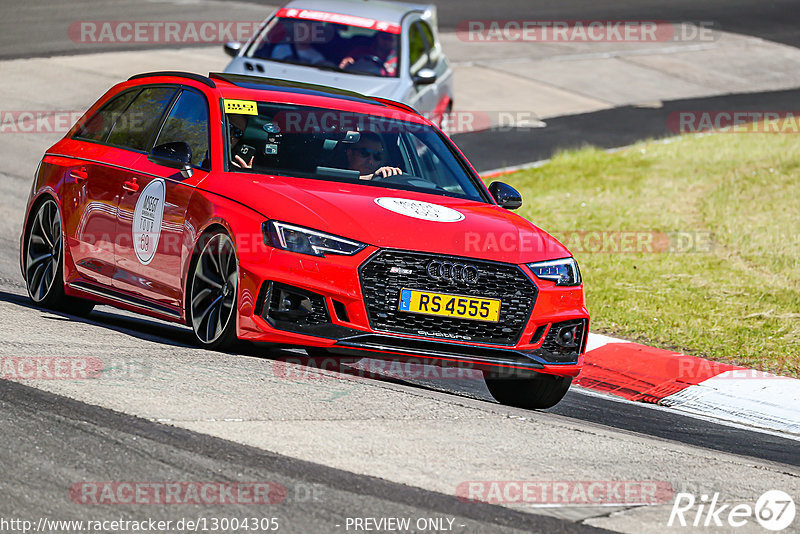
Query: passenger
271 21 328 66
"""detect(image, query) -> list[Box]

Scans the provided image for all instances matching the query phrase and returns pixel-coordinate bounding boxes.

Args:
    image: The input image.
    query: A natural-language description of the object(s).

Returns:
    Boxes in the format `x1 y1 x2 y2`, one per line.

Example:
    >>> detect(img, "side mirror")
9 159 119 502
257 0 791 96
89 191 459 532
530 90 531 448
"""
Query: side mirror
148 142 193 179
488 181 522 210
413 68 437 86
224 41 243 57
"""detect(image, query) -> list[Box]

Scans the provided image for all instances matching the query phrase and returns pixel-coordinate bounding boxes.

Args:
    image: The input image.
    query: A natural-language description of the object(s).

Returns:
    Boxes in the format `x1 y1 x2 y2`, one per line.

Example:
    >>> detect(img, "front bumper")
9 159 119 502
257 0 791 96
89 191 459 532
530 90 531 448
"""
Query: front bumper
235 246 589 377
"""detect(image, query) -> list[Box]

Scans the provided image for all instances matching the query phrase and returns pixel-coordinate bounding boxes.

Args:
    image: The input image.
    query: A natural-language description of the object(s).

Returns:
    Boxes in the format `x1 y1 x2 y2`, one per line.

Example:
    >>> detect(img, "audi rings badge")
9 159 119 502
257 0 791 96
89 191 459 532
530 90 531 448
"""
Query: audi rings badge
426 261 479 284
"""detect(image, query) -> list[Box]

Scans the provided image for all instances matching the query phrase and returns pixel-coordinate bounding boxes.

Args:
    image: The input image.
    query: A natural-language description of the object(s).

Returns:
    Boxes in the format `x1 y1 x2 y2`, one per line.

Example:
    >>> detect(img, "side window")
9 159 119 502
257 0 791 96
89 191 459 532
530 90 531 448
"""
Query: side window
153 89 210 168
74 89 138 142
410 136 448 188
106 87 177 151
408 22 429 74
418 22 439 64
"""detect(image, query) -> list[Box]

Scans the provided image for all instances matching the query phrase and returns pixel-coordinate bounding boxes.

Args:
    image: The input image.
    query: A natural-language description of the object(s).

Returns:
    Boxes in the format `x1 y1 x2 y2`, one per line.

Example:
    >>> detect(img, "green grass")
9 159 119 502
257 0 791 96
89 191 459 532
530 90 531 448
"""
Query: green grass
496 132 800 376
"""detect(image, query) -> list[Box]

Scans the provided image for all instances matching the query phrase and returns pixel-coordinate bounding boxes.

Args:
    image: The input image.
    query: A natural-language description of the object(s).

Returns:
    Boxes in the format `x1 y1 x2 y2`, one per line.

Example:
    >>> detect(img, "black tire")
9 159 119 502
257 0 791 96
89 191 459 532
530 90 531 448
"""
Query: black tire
24 198 94 316
188 230 239 351
485 372 572 409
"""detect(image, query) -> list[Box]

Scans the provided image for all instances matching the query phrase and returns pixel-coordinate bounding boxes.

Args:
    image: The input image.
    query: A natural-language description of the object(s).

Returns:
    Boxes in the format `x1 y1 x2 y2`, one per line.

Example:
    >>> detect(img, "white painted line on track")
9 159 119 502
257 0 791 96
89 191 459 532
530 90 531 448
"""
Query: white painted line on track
661 372 800 436
571 385 800 442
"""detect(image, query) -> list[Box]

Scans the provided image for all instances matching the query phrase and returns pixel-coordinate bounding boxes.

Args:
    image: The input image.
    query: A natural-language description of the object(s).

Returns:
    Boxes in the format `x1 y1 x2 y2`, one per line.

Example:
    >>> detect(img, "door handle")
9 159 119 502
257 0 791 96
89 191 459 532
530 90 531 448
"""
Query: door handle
122 178 139 193
70 167 88 183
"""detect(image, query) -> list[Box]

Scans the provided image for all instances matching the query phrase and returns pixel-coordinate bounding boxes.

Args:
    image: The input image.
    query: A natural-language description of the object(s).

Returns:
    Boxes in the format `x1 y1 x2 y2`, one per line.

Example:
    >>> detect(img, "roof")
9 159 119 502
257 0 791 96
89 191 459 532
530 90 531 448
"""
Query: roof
211 72 379 105
125 71 425 121
281 0 435 26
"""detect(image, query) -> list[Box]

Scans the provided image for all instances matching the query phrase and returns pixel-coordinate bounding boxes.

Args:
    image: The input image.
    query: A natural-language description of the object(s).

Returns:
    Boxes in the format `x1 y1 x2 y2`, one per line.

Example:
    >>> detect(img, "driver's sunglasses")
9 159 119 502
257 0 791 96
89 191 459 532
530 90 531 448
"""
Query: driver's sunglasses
229 123 244 140
352 147 384 162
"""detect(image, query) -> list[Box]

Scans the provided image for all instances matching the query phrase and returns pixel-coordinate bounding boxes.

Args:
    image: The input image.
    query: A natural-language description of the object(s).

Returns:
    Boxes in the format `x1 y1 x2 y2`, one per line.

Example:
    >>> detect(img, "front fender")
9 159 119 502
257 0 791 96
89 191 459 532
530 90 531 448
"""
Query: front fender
182 186 271 322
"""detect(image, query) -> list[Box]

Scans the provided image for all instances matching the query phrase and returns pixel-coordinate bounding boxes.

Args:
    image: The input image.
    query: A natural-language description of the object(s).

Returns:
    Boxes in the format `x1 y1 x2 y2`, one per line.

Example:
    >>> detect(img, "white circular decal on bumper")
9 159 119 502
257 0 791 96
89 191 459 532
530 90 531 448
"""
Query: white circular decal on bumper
132 179 166 265
374 197 464 222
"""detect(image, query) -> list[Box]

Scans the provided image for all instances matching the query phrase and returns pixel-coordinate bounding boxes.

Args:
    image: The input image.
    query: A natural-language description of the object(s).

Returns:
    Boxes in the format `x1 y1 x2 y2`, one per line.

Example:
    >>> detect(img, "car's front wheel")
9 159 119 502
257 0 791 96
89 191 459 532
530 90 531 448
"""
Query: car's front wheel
484 372 572 409
189 231 239 351
24 198 94 315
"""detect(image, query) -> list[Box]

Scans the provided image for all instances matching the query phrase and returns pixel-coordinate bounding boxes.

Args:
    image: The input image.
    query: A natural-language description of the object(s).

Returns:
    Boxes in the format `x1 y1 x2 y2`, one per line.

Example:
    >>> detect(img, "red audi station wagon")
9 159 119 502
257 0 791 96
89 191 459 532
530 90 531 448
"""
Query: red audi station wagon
21 71 589 408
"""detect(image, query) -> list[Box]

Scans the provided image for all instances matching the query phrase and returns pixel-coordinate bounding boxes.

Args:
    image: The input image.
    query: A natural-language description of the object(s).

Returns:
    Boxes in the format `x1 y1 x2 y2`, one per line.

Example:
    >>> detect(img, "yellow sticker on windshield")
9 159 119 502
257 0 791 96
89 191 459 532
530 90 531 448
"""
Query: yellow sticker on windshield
223 99 258 115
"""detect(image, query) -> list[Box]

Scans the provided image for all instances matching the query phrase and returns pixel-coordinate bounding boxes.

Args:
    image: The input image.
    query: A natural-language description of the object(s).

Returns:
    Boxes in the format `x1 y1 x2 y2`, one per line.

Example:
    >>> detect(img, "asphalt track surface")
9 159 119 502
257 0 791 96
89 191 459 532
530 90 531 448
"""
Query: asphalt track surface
1 378 607 534
457 87 800 171
2 1 800 532
4 0 797 58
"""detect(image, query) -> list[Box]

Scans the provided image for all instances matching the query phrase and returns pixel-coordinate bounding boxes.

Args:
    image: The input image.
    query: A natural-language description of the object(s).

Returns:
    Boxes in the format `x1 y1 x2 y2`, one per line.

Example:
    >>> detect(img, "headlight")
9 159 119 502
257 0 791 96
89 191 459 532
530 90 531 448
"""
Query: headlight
264 221 367 258
527 257 582 286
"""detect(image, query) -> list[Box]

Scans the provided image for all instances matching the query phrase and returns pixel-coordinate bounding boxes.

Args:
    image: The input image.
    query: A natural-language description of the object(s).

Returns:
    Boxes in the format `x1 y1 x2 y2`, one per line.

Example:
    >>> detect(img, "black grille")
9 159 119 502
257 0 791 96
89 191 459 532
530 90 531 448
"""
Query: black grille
359 250 537 345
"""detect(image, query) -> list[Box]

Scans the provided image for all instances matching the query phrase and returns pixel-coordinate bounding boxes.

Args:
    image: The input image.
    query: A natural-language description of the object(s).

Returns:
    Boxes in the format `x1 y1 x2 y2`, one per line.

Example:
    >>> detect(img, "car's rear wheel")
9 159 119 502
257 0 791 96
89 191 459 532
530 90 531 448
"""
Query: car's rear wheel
25 198 94 315
189 231 239 351
484 372 572 409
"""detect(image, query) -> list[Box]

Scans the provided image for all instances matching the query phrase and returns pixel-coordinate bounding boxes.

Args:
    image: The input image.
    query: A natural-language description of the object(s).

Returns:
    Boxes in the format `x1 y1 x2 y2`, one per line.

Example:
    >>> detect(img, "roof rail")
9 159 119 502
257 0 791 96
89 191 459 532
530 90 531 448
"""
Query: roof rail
128 71 216 88
209 72 371 99
207 73 422 116
370 97 421 116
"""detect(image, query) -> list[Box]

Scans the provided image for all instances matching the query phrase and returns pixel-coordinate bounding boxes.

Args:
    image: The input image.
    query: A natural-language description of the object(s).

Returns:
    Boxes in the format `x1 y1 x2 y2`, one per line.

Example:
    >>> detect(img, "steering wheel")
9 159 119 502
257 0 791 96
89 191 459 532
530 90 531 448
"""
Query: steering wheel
344 55 385 75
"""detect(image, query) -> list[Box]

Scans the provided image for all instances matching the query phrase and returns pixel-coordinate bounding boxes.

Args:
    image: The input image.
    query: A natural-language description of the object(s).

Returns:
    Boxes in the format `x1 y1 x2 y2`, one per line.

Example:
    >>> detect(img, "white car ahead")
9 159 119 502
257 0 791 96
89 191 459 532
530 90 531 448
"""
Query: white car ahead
223 0 454 125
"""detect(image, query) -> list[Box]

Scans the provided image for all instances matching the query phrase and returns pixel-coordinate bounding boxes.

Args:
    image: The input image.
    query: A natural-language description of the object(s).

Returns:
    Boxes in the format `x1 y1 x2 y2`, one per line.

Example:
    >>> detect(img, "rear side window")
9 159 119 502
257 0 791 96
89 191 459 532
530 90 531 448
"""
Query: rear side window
153 89 210 168
74 89 138 142
106 87 177 151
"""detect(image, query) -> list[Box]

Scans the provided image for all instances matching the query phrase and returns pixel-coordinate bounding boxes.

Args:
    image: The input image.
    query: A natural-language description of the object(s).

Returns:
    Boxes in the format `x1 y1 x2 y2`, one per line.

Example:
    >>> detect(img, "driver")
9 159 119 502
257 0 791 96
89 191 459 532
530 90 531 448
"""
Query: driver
345 132 402 180
338 32 398 76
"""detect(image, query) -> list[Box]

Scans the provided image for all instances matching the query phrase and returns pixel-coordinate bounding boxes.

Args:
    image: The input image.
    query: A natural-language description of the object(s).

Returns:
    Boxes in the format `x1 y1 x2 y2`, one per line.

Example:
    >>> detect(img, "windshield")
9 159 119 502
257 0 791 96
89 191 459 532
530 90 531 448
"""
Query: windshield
246 13 400 78
224 102 486 202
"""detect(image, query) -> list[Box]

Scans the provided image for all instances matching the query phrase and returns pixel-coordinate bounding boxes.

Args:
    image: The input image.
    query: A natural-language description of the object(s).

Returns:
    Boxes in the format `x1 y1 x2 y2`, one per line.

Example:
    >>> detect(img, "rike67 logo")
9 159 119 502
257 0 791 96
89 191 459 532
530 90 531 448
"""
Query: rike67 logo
669 490 796 531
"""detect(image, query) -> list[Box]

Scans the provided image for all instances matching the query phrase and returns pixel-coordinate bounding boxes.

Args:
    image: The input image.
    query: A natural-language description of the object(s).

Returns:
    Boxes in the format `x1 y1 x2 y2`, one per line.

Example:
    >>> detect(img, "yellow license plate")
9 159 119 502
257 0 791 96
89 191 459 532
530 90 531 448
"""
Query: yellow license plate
397 289 501 322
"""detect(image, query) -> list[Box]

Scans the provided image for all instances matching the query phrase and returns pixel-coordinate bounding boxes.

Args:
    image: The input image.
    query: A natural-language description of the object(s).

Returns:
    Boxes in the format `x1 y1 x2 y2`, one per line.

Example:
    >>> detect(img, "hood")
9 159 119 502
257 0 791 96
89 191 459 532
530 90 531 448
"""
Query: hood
225 60 402 100
203 173 570 264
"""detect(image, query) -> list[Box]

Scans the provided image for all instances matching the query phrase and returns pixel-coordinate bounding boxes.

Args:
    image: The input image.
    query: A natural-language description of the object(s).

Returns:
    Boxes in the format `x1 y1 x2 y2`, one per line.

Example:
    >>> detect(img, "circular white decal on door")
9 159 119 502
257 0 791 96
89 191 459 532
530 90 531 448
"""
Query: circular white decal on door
374 197 464 222
132 179 166 265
